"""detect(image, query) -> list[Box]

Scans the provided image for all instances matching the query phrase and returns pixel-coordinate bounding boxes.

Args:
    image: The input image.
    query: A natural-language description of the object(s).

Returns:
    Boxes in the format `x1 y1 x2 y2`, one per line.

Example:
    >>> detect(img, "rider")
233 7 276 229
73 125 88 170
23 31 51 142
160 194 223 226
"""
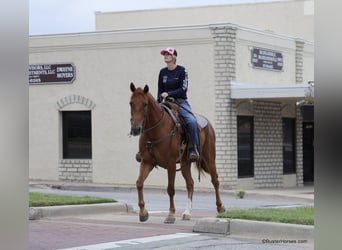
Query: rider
158 47 199 162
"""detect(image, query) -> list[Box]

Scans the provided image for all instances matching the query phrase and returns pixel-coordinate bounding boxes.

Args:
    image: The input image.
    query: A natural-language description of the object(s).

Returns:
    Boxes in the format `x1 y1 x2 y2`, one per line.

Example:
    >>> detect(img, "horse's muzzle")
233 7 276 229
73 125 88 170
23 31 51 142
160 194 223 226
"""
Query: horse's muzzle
130 126 142 136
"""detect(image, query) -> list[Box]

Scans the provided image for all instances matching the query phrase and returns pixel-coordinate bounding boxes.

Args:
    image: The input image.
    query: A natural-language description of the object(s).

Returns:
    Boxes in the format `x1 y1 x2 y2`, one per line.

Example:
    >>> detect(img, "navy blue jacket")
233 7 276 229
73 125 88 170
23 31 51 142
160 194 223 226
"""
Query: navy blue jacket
157 65 188 103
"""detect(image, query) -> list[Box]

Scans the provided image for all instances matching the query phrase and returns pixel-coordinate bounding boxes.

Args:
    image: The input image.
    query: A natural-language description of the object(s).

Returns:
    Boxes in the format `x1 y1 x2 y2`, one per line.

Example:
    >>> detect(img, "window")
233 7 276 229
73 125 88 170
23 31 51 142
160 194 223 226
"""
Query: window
237 116 254 178
282 118 296 174
62 111 92 159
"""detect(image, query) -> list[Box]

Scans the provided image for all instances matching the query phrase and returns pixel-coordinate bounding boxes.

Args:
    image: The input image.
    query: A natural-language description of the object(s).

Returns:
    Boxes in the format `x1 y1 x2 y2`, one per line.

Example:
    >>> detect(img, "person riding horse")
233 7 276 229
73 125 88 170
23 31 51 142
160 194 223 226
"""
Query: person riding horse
129 82 225 223
136 47 199 162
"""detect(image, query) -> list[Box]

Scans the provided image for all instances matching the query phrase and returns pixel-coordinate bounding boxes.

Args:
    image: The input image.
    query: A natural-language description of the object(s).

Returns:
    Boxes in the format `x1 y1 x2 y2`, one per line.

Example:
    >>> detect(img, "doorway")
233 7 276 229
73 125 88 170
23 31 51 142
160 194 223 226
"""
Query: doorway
303 122 314 183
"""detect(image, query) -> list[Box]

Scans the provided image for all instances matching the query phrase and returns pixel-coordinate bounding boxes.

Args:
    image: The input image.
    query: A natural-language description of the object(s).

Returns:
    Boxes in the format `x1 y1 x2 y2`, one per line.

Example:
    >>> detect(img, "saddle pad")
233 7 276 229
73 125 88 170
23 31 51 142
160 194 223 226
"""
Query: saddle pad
195 114 208 128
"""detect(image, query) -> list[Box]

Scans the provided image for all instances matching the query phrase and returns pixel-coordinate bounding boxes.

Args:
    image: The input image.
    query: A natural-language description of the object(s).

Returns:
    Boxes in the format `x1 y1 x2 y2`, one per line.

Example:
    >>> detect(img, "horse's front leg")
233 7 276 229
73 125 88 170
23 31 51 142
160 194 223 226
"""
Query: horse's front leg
180 162 193 220
136 163 153 222
164 165 176 224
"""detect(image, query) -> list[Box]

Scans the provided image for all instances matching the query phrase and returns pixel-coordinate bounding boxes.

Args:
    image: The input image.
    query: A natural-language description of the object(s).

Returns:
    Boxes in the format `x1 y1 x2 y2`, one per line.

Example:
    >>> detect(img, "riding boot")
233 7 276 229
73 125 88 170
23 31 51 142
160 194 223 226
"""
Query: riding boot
189 146 199 162
135 152 141 162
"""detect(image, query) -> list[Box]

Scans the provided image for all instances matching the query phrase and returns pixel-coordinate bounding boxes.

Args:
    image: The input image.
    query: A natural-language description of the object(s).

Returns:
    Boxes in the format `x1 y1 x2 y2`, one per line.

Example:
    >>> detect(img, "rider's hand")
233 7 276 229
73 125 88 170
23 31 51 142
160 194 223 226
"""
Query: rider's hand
161 92 168 100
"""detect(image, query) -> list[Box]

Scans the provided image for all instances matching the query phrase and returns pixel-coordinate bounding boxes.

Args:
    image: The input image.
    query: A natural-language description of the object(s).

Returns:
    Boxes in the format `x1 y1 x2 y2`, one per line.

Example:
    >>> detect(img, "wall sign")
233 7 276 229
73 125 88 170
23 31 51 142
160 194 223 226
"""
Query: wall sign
29 63 76 84
251 47 283 71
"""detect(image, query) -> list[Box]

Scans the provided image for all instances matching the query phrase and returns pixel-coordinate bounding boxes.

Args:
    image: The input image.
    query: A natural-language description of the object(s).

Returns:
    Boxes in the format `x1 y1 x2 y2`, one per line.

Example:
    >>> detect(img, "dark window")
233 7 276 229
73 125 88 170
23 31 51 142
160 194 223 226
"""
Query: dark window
63 111 92 159
237 116 254 178
303 122 314 183
283 118 296 174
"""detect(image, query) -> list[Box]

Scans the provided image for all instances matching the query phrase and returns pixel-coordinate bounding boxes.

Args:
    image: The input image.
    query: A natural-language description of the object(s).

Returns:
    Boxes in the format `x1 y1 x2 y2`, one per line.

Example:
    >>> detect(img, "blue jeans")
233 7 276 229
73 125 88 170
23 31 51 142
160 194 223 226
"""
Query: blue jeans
177 100 199 152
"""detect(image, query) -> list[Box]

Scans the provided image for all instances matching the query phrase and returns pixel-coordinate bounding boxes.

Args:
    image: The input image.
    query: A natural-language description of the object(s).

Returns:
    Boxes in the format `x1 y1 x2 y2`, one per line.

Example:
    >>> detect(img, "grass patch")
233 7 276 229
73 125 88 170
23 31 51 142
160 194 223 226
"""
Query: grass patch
29 192 116 207
217 207 314 225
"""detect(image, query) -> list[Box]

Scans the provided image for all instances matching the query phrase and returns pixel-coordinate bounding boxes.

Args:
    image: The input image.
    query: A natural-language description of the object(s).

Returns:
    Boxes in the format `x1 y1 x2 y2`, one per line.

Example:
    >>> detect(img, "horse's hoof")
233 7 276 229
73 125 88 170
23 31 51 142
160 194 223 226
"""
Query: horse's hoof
164 216 176 224
139 212 149 222
217 205 226 213
182 213 191 220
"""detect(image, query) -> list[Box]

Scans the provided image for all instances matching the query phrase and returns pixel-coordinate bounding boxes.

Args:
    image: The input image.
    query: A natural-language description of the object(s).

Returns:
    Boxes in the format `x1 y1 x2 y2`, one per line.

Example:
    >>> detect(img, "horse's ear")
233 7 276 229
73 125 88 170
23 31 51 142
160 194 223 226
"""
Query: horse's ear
143 85 149 94
130 82 136 92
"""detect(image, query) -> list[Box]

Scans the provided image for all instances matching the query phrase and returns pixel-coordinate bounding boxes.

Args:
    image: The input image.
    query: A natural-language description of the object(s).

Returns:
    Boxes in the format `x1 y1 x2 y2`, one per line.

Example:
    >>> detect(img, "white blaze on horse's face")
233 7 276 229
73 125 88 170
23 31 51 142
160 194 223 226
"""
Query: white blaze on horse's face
130 94 147 136
129 83 150 136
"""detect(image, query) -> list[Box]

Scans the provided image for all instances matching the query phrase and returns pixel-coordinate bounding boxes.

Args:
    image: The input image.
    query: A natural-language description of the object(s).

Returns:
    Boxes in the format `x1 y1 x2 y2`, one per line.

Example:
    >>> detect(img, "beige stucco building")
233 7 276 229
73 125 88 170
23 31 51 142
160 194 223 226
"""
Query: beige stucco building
29 0 314 189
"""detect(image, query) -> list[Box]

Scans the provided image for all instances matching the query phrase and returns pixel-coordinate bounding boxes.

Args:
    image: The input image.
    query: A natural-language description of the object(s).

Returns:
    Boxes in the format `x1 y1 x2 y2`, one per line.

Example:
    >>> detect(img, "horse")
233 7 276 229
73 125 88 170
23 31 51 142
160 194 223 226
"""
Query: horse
129 82 225 224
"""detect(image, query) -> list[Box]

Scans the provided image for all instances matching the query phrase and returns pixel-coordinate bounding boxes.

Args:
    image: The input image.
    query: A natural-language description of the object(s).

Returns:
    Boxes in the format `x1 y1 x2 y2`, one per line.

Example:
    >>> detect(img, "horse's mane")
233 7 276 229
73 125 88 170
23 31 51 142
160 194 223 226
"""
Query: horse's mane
134 87 160 108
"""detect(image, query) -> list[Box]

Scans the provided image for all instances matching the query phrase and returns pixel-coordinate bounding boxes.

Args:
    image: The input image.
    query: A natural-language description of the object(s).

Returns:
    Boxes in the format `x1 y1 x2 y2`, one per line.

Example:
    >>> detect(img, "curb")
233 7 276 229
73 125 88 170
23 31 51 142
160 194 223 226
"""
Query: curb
29 202 134 220
193 218 314 239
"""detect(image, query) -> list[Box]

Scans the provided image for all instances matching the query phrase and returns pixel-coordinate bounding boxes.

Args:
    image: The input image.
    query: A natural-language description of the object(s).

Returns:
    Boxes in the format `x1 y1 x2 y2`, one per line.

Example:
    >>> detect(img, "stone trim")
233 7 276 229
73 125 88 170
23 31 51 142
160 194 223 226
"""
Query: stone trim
56 94 96 110
59 159 93 182
211 25 238 189
295 40 305 83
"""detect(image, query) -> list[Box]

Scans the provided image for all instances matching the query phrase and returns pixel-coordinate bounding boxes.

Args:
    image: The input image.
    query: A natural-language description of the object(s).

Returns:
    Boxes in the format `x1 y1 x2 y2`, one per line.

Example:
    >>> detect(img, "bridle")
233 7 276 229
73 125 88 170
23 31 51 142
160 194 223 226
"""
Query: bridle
134 102 181 167
141 104 166 134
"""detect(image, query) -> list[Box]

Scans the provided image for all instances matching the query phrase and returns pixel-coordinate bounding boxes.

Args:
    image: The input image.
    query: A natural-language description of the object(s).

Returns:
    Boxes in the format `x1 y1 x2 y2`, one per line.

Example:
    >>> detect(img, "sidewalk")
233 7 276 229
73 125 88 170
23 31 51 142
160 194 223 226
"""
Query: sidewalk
29 180 314 202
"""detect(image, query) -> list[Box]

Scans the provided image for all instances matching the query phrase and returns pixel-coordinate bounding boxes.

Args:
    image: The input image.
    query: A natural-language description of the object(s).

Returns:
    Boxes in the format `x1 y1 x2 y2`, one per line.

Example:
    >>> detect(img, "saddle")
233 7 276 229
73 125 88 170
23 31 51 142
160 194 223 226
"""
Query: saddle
161 100 208 143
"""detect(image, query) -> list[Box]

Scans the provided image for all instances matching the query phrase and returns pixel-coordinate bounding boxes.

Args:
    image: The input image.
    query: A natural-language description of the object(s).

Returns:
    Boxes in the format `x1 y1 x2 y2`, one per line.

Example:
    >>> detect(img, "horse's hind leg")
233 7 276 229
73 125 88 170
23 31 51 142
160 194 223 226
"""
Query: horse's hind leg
201 132 225 213
180 162 193 220
209 165 226 213
202 158 225 213
202 148 225 213
136 163 153 222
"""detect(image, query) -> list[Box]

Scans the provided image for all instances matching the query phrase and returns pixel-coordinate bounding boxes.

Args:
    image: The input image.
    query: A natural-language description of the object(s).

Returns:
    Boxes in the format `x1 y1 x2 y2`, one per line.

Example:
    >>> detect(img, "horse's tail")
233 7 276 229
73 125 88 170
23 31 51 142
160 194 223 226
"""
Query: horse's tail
194 160 206 182
196 118 216 181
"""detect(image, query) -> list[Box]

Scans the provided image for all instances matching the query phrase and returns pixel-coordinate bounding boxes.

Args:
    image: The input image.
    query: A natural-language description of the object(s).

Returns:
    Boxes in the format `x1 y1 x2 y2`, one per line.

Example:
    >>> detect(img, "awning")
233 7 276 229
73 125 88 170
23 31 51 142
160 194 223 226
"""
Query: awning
231 81 309 100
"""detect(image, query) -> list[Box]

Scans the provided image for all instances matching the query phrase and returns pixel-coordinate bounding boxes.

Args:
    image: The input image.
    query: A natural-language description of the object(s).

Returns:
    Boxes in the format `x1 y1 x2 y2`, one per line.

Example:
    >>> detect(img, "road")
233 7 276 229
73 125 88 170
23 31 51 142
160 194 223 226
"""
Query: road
29 185 314 250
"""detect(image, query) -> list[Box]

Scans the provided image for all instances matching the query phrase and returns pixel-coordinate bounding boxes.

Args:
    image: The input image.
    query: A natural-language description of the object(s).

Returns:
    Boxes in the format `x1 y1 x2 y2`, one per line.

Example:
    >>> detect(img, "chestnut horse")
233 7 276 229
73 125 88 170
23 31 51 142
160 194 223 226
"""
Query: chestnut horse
129 82 225 224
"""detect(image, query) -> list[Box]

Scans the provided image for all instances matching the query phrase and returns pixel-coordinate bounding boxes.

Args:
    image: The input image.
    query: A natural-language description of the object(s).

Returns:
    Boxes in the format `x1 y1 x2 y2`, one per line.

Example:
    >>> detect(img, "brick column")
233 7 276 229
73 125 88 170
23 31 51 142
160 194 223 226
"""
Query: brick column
296 107 304 186
254 101 283 188
295 40 305 83
295 39 305 186
210 25 238 189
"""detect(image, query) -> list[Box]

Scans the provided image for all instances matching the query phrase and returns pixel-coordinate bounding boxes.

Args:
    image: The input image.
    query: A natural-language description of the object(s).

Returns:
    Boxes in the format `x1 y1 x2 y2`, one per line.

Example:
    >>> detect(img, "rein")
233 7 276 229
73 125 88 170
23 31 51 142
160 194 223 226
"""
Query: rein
142 106 165 134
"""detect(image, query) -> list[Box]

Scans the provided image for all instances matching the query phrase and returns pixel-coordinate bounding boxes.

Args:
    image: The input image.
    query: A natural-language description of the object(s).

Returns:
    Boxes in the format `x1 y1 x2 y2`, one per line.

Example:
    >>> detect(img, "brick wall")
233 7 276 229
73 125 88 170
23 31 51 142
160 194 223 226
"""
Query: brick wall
211 25 306 189
254 101 283 188
59 159 93 182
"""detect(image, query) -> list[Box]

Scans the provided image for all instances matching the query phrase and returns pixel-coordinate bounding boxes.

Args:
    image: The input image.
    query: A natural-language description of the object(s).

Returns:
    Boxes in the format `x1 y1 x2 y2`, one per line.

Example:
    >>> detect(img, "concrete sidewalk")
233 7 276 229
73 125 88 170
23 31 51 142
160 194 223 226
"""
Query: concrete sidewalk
29 180 314 202
29 180 314 240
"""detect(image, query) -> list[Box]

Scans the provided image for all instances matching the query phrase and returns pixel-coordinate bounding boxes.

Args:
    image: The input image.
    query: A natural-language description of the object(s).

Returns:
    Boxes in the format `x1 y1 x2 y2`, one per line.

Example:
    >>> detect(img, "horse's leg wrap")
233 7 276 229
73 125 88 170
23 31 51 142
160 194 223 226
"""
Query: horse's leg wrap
182 198 192 220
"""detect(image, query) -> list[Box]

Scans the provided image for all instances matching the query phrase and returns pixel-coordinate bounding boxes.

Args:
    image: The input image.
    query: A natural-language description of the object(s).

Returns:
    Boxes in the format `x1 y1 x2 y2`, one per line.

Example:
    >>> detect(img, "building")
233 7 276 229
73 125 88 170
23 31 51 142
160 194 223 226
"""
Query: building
29 0 314 189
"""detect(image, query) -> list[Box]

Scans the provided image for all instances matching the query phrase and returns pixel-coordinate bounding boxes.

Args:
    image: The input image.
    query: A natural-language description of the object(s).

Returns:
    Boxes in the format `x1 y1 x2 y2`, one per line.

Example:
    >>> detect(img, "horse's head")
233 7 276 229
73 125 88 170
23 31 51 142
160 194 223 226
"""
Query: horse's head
129 82 150 136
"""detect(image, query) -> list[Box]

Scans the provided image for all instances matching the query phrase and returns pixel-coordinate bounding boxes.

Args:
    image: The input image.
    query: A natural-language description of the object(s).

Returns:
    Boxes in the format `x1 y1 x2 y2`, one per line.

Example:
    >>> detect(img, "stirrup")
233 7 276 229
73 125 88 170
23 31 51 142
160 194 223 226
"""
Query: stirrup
189 148 199 162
